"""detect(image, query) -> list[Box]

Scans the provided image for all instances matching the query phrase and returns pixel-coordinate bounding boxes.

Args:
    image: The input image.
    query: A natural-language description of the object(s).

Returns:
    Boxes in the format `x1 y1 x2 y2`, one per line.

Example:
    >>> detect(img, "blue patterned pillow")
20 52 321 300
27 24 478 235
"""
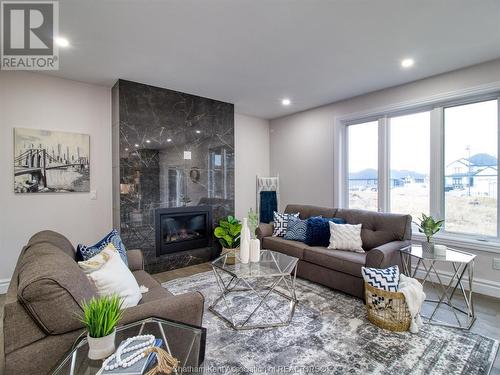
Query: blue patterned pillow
272 212 300 237
284 218 307 242
361 265 400 292
77 229 128 265
305 217 346 247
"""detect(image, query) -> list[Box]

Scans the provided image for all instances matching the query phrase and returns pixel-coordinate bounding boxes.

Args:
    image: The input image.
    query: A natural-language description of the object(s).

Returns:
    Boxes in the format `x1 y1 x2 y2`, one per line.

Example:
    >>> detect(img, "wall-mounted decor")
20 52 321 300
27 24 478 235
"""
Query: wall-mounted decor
14 128 90 193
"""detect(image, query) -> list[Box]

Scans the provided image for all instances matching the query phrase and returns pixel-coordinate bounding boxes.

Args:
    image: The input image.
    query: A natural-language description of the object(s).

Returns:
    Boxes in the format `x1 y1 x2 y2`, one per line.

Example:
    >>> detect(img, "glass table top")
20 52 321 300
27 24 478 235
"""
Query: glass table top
212 249 299 278
400 245 476 263
52 317 206 375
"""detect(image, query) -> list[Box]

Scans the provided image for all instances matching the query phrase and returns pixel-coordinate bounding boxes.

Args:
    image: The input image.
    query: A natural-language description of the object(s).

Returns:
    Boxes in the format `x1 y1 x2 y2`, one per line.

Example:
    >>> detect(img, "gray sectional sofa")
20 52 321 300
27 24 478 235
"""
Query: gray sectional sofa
256 204 412 298
2 230 204 375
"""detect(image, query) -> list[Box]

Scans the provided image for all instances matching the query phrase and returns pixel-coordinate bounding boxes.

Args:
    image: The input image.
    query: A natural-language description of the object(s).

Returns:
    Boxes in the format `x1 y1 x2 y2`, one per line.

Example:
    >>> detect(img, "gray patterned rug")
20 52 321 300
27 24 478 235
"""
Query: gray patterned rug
163 271 498 374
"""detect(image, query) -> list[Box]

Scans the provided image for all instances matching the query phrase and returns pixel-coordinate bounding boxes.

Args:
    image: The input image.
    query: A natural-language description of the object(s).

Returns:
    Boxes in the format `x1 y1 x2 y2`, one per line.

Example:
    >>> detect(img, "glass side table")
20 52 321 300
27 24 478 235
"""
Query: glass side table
210 249 299 330
400 245 476 329
52 317 206 375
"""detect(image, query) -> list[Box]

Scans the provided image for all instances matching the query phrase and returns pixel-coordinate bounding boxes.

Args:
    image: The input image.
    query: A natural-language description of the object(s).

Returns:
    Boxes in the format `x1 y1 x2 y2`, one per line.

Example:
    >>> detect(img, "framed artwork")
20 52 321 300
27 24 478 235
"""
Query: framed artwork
14 128 90 193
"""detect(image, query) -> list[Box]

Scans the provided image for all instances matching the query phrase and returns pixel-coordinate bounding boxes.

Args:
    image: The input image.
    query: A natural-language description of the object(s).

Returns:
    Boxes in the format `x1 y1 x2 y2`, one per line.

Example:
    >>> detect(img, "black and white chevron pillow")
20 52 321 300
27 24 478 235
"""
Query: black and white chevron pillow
361 265 400 292
272 212 300 237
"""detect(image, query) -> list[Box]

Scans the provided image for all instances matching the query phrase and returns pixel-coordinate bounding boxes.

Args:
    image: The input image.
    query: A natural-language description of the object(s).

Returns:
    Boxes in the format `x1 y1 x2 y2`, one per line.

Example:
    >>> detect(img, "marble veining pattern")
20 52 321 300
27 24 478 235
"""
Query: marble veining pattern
113 80 234 272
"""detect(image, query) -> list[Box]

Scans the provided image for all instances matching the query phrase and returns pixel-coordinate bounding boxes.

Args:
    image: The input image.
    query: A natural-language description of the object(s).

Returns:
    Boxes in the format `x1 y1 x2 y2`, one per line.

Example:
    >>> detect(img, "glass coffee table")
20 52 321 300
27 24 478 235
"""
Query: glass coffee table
52 317 206 374
400 245 476 329
209 249 299 330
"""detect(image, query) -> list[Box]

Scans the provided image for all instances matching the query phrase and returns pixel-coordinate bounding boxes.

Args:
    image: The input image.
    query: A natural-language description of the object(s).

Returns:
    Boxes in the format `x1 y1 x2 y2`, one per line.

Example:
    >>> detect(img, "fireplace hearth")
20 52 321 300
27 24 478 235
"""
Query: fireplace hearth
155 206 212 256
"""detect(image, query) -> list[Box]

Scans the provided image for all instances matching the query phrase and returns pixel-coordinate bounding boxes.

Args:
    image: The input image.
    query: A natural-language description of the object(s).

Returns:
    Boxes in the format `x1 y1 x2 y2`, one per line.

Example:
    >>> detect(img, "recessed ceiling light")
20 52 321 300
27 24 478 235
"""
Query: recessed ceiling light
167 138 172 142
281 98 291 106
401 58 415 68
124 148 129 151
134 144 139 147
55 37 70 48
195 130 201 134
146 139 151 143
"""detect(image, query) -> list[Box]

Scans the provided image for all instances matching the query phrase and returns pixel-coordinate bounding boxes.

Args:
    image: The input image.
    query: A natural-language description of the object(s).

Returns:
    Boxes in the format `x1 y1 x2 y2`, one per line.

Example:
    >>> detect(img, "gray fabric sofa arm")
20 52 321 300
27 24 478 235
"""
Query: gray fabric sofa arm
365 240 411 269
256 223 273 240
127 249 144 271
121 291 205 327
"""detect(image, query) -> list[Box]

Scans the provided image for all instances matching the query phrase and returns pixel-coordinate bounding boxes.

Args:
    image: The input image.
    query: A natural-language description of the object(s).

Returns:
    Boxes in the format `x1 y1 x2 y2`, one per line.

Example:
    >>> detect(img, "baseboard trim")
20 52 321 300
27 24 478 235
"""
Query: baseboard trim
0 278 10 294
412 268 500 299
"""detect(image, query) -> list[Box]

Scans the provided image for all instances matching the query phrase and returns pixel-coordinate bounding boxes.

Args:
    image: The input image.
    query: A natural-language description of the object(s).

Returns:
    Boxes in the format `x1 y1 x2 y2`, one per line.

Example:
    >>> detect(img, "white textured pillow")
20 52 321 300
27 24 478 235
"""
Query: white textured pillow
328 222 364 253
78 243 142 308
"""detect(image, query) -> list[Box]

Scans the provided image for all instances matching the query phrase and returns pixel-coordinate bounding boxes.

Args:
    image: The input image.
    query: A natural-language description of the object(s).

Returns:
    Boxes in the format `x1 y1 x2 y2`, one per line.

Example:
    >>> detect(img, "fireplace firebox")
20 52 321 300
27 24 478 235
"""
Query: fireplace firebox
155 206 212 256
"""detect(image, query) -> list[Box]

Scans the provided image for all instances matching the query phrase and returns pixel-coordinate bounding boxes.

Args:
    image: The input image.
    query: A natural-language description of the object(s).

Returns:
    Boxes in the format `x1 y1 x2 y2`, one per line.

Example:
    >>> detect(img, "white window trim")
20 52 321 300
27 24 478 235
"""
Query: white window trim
334 80 500 254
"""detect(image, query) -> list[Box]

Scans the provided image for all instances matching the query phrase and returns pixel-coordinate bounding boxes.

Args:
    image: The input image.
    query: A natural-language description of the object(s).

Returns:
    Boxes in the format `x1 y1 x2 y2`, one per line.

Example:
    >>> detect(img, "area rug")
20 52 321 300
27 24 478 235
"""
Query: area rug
163 271 498 374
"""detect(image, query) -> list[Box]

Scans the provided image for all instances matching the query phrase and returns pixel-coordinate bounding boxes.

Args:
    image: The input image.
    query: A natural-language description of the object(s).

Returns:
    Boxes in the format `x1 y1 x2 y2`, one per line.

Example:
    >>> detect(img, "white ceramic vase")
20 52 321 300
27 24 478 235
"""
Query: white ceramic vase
250 239 261 262
87 329 116 360
240 218 251 263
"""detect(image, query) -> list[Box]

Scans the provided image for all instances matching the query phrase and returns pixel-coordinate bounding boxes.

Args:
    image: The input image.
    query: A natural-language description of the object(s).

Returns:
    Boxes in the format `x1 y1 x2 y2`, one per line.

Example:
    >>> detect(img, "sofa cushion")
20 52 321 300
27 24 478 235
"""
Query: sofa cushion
305 217 346 247
262 236 307 259
302 246 366 277
272 212 300 237
284 218 307 242
285 204 337 220
17 242 97 335
334 209 411 250
27 230 76 259
133 270 174 303
77 229 128 265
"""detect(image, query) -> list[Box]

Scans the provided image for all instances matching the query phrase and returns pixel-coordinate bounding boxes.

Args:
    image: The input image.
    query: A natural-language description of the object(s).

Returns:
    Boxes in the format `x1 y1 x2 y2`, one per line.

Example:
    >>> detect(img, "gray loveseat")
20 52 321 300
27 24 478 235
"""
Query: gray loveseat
256 204 411 298
2 230 204 375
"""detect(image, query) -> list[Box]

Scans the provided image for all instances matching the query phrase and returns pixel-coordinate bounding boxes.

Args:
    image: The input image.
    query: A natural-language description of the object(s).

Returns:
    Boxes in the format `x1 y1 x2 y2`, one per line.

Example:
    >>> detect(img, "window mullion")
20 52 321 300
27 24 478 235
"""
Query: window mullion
430 107 444 221
378 117 390 212
497 98 500 238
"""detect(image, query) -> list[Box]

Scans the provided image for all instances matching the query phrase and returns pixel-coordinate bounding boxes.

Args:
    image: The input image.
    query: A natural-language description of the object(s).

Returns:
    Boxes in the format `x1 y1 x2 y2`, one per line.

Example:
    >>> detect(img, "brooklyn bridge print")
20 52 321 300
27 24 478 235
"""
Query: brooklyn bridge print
14 128 90 193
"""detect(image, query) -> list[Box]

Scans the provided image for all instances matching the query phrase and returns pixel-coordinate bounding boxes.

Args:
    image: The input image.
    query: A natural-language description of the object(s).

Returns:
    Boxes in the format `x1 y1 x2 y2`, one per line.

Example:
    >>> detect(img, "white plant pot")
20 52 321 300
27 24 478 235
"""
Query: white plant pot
87 329 116 360
421 241 434 253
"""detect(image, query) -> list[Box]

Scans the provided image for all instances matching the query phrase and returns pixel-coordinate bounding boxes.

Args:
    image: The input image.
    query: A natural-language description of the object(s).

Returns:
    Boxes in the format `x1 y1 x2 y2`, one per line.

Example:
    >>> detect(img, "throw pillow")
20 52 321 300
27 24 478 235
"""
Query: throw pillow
327 222 364 253
284 218 307 242
304 217 346 247
78 243 142 308
272 212 300 237
361 265 400 292
77 229 128 266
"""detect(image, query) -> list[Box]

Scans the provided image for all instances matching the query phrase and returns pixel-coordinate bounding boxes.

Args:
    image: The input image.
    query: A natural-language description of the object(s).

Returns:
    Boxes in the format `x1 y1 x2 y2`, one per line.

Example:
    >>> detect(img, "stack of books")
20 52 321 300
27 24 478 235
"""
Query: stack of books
102 338 163 375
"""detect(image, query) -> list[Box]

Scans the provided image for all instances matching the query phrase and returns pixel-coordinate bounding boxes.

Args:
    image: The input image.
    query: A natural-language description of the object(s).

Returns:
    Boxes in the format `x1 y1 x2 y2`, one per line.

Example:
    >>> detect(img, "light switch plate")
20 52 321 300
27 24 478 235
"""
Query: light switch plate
493 258 500 270
90 190 97 200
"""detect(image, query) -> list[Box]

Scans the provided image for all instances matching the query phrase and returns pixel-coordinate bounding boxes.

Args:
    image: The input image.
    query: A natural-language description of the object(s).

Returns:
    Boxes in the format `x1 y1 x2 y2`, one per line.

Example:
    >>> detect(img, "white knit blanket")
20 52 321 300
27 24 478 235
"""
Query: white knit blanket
399 274 426 333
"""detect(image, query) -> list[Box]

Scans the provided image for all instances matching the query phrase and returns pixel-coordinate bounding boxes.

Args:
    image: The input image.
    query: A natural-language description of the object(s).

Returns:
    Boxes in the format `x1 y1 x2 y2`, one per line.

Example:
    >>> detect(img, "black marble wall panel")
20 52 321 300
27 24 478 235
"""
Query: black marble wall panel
112 79 234 273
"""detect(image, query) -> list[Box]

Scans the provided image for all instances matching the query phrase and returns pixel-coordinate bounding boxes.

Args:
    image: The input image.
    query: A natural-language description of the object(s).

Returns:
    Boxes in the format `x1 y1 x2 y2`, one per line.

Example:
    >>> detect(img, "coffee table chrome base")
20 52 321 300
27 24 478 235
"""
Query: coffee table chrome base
209 265 298 330
401 250 476 330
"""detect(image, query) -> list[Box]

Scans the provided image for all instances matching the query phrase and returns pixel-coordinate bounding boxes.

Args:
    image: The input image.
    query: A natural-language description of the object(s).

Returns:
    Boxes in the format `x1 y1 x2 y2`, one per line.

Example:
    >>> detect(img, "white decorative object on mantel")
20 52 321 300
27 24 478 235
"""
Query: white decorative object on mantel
240 218 250 263
250 239 261 262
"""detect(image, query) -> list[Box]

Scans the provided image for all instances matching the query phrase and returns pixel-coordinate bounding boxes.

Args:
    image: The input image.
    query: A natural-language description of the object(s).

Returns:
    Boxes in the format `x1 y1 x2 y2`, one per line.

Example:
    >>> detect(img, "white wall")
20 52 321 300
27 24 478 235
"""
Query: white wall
270 59 500 297
235 113 270 219
0 72 112 288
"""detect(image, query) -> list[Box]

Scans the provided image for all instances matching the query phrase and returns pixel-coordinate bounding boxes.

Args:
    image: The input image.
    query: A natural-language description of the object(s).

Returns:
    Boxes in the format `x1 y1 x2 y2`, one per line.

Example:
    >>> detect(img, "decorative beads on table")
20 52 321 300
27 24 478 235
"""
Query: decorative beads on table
101 334 155 371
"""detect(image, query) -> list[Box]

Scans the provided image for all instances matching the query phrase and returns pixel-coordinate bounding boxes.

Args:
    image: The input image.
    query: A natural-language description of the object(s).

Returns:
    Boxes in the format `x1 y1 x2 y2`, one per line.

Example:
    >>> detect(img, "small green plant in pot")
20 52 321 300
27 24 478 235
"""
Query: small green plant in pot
214 215 241 263
78 295 124 360
414 213 444 252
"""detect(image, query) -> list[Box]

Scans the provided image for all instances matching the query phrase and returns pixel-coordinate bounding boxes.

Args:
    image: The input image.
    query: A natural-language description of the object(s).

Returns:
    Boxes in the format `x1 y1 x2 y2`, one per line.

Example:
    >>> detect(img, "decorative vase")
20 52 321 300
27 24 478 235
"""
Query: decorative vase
421 240 434 253
434 244 447 257
240 218 251 264
250 239 261 262
87 329 116 360
222 247 238 265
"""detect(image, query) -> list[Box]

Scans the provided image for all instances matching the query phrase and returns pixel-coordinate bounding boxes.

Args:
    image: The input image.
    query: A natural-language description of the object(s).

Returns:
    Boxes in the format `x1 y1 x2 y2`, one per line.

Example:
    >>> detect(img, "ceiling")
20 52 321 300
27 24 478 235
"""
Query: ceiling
50 0 500 119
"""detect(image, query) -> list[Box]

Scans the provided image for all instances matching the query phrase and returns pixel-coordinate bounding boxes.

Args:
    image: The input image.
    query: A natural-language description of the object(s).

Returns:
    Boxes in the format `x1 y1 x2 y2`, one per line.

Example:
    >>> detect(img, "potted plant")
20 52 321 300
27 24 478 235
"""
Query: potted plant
414 213 444 252
214 215 241 264
247 208 259 239
78 295 124 360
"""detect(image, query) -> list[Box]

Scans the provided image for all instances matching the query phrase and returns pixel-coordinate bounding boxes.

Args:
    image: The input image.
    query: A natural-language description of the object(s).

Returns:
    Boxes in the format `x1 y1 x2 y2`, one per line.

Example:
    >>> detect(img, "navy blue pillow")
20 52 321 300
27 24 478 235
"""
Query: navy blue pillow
76 229 128 265
305 217 346 247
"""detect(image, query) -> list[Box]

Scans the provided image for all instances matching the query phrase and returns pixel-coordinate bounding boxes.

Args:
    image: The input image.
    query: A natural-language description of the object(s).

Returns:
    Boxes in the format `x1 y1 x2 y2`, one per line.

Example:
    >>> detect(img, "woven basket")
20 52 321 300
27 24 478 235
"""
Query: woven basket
364 282 411 332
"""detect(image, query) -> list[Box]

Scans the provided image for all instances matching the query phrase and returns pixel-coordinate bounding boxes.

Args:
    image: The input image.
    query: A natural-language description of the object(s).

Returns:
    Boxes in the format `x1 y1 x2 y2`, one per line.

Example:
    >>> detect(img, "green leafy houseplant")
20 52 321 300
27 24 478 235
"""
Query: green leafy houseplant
214 215 241 249
79 295 123 338
414 213 444 243
247 208 259 239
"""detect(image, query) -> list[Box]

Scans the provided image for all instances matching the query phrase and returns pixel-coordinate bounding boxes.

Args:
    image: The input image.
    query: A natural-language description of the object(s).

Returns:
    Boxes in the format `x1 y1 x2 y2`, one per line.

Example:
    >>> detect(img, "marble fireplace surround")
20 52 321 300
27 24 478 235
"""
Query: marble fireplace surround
112 79 234 273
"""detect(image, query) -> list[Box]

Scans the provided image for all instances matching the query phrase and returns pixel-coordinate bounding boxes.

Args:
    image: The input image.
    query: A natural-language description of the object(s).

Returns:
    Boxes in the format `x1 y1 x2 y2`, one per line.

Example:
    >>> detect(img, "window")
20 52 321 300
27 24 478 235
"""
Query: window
444 100 498 237
347 121 378 211
340 96 500 243
389 112 430 219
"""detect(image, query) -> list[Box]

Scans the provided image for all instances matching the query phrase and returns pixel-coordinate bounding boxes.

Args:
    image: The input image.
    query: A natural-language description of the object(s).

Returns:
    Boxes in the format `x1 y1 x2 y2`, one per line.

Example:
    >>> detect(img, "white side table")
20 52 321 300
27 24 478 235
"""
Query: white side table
400 245 476 330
